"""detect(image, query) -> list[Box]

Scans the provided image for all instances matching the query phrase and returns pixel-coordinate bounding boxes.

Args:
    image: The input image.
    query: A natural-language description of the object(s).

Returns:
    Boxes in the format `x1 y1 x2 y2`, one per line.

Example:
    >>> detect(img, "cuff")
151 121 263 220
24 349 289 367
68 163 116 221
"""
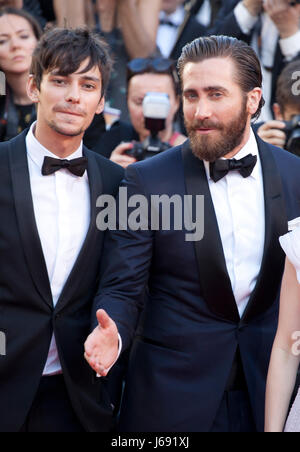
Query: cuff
234 2 259 35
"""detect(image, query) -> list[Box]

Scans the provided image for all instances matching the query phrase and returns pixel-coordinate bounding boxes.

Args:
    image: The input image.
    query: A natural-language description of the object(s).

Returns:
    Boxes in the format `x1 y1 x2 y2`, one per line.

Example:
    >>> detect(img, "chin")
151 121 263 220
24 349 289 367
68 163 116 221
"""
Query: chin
11 65 30 74
50 124 84 138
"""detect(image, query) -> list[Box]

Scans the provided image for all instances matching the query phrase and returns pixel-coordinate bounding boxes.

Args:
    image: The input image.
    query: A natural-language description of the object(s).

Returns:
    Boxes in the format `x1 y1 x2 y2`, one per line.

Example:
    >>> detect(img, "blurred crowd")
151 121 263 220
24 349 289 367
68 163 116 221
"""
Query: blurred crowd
1 0 300 161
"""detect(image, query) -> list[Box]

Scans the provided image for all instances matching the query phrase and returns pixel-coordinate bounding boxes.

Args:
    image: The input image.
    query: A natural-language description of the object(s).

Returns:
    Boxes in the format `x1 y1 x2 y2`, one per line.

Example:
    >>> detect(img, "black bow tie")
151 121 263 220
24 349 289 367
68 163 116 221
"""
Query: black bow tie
159 18 177 27
209 154 257 183
42 156 88 177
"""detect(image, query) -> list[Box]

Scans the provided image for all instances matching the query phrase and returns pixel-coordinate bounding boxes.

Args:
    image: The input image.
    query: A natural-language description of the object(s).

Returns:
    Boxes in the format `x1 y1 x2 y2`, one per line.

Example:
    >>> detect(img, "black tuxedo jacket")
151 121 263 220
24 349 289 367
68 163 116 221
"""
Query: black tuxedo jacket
209 0 300 108
0 130 124 432
95 136 300 432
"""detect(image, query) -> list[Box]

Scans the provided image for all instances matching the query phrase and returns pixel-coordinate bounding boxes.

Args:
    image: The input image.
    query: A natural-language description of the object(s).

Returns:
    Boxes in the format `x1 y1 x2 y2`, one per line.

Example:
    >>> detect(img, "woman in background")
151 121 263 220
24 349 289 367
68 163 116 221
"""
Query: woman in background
0 7 41 141
265 218 300 432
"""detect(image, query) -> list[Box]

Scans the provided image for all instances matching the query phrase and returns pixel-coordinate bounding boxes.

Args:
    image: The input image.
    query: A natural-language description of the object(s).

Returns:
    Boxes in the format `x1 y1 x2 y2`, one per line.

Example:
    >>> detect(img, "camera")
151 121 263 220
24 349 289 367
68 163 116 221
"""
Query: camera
283 115 300 156
126 92 171 161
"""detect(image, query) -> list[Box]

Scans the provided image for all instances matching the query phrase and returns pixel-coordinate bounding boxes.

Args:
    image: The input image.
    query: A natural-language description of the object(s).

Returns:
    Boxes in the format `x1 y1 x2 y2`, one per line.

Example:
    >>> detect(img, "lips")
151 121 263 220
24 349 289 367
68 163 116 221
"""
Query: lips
195 125 217 131
192 122 222 133
12 55 25 61
57 110 83 117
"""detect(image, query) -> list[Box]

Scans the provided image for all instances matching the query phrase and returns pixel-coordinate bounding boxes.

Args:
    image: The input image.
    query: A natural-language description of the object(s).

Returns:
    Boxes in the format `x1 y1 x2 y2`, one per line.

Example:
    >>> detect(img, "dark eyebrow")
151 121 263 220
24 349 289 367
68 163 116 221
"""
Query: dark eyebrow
183 88 197 95
183 86 229 95
49 71 101 84
0 28 29 37
79 76 101 84
204 86 229 94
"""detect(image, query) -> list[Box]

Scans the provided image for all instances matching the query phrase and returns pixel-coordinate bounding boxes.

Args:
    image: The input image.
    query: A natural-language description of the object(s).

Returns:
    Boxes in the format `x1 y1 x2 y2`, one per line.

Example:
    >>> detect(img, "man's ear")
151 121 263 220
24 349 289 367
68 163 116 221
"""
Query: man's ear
273 103 284 121
96 96 105 115
27 75 40 104
247 87 262 116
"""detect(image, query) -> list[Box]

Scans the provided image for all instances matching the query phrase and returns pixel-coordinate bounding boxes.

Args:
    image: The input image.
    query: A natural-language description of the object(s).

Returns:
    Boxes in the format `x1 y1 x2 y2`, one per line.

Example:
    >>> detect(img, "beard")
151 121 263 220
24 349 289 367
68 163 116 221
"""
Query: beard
184 97 249 162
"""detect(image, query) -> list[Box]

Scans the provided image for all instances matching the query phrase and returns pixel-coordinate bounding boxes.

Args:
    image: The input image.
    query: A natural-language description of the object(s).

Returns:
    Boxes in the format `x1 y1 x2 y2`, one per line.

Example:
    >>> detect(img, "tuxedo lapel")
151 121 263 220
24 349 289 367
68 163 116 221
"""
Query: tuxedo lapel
8 131 53 309
182 141 240 323
54 148 104 313
241 137 288 322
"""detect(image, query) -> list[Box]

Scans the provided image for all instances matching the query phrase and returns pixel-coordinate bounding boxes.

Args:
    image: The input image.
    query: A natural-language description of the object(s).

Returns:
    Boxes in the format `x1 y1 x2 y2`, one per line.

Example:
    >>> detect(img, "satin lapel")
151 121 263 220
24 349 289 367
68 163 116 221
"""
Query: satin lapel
241 137 288 322
55 148 103 313
182 141 240 323
8 131 53 309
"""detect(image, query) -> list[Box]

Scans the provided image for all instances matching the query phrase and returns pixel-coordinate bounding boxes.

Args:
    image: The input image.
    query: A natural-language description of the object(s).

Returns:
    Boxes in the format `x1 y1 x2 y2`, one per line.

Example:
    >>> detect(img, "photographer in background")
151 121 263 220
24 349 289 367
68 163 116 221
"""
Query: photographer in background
257 59 300 155
93 57 187 168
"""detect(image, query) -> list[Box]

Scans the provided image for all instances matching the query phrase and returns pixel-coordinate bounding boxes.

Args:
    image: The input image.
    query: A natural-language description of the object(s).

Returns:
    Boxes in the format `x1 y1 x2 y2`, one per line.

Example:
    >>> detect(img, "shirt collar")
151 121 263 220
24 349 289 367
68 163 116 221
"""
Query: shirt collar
203 128 260 181
26 121 83 170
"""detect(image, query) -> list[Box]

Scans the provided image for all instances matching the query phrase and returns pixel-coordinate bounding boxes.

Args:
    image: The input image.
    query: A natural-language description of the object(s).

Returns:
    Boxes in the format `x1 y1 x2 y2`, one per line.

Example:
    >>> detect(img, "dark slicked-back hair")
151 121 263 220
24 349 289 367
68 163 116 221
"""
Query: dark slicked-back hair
276 59 300 114
30 27 112 98
178 35 265 120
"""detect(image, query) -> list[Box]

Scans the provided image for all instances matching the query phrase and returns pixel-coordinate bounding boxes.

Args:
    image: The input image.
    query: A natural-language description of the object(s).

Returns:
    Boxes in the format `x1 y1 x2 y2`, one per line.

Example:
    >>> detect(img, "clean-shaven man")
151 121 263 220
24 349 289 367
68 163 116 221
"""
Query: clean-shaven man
0 27 123 432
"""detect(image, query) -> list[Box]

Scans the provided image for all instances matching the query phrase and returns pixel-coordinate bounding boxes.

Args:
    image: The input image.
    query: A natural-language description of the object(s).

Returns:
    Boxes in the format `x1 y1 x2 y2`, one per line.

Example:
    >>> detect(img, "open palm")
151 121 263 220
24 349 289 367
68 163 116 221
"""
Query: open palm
84 309 119 377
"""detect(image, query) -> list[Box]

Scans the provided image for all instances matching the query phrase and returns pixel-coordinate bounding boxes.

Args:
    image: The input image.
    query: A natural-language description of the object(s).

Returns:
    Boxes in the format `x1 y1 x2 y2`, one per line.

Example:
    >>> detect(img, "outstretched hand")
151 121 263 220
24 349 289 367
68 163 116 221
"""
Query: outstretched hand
84 309 119 377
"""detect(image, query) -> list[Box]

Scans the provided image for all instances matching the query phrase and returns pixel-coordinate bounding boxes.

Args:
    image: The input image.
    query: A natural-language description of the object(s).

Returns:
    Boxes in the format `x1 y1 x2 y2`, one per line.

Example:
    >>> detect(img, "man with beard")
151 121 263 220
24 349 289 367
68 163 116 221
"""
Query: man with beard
84 35 300 432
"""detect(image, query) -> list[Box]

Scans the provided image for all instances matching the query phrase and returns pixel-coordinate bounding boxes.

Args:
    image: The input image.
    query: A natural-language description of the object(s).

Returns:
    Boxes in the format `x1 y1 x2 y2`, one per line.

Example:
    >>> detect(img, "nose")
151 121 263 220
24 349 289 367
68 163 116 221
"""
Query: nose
10 35 22 50
65 82 80 103
194 99 212 121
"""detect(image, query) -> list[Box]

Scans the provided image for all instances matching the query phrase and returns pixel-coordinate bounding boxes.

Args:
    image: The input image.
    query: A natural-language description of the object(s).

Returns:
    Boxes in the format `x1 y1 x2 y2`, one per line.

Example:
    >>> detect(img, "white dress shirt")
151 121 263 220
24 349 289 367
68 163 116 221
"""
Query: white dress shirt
26 122 90 376
157 7 185 57
26 123 122 377
235 2 300 122
203 129 265 317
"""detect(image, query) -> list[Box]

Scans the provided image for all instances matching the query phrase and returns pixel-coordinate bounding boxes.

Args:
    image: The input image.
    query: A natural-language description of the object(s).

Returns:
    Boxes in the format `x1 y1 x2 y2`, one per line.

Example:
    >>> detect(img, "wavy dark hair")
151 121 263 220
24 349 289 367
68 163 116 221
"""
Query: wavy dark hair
0 7 42 41
178 35 265 120
30 27 112 99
